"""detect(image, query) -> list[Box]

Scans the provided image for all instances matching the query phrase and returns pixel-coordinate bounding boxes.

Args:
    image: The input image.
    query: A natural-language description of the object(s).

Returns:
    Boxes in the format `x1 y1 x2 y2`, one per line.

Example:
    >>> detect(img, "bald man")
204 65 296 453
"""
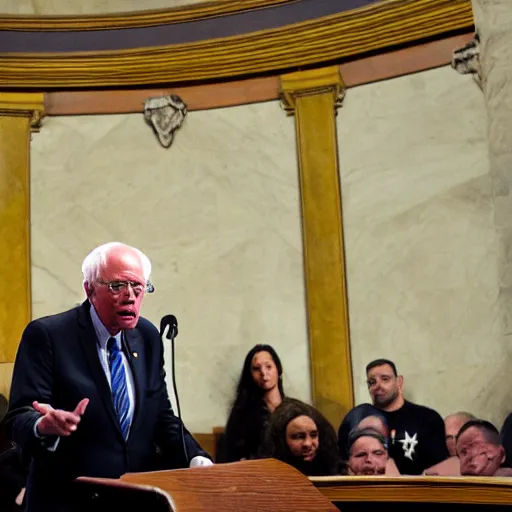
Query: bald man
445 412 476 457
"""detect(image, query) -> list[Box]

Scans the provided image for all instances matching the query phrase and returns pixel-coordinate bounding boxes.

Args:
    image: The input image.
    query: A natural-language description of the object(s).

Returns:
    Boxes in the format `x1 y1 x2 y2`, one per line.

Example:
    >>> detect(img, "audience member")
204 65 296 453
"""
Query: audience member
220 344 284 462
500 411 512 467
445 411 476 457
347 428 390 476
0 394 26 511
337 403 388 460
365 358 448 474
0 393 9 452
259 397 339 476
0 393 7 422
456 419 508 477
338 404 400 475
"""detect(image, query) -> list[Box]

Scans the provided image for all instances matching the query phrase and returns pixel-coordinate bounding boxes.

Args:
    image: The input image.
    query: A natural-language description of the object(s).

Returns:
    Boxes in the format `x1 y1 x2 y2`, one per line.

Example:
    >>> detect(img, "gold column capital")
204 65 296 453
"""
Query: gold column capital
0 92 45 131
280 66 345 115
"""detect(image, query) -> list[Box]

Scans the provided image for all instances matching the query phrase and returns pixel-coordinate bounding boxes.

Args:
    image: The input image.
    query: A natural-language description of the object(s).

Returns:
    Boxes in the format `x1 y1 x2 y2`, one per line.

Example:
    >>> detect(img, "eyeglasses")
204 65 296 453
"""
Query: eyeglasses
97 279 155 294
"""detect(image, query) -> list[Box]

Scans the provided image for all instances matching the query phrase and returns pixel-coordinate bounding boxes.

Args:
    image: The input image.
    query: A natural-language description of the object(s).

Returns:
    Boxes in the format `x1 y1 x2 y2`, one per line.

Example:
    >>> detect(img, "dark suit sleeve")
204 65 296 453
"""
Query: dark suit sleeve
144 324 211 465
8 321 55 457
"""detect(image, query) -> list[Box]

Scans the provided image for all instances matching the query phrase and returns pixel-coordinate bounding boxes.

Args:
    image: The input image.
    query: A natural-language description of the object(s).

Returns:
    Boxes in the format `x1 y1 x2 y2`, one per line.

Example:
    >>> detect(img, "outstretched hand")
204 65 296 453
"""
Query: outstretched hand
33 398 89 437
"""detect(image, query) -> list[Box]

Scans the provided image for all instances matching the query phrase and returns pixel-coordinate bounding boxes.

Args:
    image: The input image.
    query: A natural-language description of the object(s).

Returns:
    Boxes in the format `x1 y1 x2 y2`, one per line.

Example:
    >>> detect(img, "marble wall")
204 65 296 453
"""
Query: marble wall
0 0 203 14
338 66 505 426
471 0 512 428
30 103 310 432
30 64 504 432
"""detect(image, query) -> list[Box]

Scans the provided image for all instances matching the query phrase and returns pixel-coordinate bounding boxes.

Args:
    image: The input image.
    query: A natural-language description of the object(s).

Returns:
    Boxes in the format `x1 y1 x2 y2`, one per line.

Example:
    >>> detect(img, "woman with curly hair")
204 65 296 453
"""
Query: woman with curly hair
219 344 285 462
259 398 340 476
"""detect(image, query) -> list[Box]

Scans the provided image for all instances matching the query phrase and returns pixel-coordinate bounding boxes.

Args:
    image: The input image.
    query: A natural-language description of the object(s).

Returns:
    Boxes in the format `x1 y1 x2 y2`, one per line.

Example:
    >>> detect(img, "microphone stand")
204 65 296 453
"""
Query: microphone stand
168 325 189 466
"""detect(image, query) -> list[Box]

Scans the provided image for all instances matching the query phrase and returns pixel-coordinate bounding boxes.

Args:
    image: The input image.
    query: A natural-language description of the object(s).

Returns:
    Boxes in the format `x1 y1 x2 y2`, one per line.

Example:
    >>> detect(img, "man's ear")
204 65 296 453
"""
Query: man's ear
397 375 404 390
499 445 506 465
84 281 93 298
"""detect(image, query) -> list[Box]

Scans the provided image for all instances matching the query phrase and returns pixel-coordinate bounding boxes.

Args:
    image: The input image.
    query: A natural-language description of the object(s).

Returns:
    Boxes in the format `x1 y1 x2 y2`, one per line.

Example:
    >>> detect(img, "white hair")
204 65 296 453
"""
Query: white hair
81 242 152 285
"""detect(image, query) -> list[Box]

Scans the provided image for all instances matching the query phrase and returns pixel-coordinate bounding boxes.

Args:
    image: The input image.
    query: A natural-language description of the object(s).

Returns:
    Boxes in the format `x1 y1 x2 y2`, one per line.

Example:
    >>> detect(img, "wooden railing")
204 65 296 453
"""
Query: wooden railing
311 475 512 509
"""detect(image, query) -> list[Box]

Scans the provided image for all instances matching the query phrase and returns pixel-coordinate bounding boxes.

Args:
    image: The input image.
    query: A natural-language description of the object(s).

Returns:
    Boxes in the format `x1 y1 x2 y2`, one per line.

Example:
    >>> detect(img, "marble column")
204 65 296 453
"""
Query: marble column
280 66 353 428
0 92 44 392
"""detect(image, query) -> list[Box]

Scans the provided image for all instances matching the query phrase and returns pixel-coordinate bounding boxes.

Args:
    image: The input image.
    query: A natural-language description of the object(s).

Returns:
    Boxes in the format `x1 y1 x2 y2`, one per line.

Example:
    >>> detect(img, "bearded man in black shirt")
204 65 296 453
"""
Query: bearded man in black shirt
365 358 449 475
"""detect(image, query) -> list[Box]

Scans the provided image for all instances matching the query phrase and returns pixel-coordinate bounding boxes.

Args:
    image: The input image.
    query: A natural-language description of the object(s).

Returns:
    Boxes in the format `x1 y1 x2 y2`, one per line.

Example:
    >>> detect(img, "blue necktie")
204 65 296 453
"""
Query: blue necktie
107 337 130 440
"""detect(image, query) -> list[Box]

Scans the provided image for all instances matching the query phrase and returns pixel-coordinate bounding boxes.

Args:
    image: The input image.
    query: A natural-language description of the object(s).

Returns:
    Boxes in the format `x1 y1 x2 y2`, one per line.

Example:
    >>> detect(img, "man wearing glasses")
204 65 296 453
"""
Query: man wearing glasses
7 242 211 511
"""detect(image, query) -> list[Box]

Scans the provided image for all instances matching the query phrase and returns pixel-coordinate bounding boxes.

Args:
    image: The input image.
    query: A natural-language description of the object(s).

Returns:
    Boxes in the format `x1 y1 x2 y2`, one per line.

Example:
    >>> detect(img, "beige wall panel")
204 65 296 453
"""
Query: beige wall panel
30 102 310 432
338 66 504 425
0 0 204 15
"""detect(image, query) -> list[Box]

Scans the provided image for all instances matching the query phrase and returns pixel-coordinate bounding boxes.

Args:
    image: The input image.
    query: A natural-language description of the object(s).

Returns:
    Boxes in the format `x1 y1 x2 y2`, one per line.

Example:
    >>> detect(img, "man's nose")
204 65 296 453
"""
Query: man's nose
466 453 478 464
123 286 136 301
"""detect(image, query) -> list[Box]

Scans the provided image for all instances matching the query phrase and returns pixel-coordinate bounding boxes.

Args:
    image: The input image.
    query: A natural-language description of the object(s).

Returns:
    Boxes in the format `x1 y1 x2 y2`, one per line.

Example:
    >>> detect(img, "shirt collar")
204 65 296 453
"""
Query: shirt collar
90 302 122 349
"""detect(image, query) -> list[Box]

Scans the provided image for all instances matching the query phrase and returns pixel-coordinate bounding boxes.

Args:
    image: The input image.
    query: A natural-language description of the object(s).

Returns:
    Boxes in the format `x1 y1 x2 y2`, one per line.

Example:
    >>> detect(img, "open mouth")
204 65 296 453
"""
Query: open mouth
117 311 136 318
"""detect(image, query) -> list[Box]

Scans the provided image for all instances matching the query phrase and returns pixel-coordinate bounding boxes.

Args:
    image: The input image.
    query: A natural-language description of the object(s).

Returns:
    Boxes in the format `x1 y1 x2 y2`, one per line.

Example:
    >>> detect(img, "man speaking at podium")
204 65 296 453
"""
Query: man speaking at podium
7 242 212 512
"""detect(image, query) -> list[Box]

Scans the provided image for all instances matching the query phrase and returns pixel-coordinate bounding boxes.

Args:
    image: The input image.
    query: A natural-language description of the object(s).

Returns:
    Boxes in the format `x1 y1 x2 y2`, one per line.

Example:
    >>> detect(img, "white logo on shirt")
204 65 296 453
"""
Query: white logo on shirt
399 431 418 460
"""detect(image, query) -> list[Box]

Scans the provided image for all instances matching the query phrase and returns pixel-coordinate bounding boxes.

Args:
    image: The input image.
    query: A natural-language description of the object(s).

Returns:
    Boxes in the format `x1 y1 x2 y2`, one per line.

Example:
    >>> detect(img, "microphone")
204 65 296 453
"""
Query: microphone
160 314 189 466
160 314 178 340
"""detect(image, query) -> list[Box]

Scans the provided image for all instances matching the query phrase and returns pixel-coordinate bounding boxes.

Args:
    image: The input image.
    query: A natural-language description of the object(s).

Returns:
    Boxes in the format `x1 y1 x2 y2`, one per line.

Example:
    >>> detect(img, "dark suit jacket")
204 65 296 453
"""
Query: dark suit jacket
8 301 209 511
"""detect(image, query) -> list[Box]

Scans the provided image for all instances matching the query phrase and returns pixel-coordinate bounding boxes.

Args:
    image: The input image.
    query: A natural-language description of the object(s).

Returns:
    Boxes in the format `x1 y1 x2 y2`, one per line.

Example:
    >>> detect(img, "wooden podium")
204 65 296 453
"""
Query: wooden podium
74 459 339 512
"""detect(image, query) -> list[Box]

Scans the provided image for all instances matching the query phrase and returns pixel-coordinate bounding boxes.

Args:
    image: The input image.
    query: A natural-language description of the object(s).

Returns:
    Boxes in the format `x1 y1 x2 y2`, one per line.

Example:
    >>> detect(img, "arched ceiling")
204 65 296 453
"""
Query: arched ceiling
0 0 204 15
0 0 474 88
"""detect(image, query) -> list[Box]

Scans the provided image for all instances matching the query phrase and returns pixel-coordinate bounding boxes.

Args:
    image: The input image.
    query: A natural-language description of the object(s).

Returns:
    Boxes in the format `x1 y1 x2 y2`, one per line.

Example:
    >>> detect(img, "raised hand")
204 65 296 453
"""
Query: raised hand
33 398 89 437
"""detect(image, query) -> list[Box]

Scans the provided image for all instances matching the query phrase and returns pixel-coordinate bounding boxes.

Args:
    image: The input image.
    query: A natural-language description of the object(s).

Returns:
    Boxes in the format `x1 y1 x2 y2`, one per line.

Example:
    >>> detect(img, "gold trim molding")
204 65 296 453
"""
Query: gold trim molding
0 0 474 88
0 92 45 130
42 33 473 115
281 66 345 115
0 0 295 31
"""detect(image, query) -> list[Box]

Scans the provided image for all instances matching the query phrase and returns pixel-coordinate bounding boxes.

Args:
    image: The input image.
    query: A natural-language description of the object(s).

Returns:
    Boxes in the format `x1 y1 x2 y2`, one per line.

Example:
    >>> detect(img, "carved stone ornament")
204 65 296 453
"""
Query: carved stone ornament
144 94 187 148
452 33 481 90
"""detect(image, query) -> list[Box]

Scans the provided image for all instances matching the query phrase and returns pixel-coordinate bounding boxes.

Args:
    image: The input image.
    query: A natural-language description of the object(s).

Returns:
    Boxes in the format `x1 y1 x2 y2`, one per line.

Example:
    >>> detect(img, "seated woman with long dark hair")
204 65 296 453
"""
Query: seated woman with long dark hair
219 344 285 462
259 398 340 476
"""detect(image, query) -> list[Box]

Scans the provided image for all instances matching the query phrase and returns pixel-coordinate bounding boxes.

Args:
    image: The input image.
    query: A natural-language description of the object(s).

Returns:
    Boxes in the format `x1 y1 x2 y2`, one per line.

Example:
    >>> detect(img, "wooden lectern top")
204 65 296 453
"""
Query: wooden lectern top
77 459 339 512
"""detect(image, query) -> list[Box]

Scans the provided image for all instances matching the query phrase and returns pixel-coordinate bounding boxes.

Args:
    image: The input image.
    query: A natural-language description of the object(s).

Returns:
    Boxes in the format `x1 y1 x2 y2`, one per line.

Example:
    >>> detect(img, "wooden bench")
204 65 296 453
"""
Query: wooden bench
192 426 224 461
